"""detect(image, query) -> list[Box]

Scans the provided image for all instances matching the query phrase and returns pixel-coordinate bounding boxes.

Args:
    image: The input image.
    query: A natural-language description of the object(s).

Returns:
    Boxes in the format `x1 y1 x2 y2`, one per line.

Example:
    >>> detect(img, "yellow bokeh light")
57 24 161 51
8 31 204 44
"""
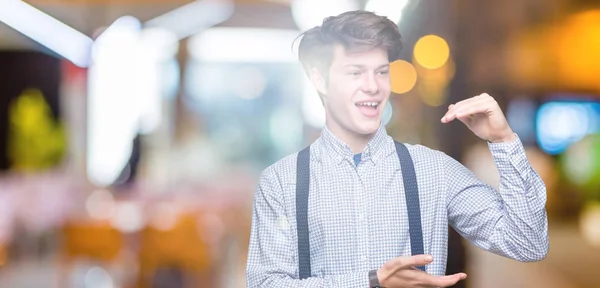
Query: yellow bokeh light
507 9 600 92
555 9 600 91
414 57 455 107
390 60 417 94
417 82 447 107
415 57 455 85
580 202 600 248
414 35 450 70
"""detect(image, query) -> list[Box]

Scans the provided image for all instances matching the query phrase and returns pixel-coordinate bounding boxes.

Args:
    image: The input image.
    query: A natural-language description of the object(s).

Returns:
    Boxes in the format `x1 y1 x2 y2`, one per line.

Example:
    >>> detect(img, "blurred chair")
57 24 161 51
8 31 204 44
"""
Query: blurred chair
0 243 6 268
137 212 213 288
59 220 125 287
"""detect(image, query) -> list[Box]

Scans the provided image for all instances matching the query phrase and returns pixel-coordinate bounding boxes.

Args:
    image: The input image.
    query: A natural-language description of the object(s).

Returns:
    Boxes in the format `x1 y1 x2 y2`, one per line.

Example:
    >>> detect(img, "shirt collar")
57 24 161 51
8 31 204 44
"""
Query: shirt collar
317 123 391 166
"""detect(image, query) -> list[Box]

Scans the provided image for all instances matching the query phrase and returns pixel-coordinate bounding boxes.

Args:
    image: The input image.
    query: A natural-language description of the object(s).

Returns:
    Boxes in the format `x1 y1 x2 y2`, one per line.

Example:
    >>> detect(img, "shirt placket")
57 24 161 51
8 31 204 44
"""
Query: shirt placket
355 162 370 270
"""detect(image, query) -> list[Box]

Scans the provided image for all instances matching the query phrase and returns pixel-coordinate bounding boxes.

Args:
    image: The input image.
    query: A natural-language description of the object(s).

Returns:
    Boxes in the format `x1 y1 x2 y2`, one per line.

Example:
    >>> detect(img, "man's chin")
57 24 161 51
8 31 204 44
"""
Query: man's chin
355 120 381 135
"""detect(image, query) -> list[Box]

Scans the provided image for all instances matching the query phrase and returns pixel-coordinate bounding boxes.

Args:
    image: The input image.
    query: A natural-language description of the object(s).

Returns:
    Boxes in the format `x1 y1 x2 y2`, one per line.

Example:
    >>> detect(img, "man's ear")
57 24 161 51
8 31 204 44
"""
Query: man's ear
308 67 327 96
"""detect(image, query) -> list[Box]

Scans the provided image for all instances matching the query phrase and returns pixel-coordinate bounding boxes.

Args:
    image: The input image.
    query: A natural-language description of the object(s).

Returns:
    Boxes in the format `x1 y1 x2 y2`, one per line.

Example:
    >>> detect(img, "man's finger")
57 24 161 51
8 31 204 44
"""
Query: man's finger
442 98 479 122
450 96 490 113
448 93 487 111
442 98 489 123
453 103 491 119
392 254 434 269
448 94 479 110
426 273 468 287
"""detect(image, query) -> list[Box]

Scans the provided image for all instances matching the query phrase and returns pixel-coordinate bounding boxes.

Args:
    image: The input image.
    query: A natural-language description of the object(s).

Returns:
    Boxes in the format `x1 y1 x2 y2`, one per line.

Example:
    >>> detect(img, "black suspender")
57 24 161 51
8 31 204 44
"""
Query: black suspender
295 141 426 279
394 141 426 271
295 146 312 280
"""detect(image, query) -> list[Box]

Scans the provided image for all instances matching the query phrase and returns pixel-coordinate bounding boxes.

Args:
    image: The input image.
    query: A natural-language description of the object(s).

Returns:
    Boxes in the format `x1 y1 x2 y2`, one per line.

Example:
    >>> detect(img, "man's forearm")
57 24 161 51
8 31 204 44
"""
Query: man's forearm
489 137 549 261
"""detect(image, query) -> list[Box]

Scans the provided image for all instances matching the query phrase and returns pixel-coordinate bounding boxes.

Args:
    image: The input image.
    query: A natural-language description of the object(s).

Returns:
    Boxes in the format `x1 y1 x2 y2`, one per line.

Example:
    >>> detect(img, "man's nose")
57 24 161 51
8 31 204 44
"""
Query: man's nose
361 74 379 94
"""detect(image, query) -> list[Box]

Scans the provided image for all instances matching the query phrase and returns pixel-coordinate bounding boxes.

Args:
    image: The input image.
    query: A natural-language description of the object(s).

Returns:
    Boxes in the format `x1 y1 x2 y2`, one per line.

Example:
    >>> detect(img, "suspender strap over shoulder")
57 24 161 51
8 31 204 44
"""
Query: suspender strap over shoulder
295 142 426 280
296 146 312 279
394 141 426 271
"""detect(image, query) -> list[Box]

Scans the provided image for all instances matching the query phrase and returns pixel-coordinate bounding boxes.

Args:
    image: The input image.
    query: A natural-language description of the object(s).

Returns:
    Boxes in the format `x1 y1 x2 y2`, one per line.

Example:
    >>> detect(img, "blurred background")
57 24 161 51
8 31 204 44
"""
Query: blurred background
0 0 599 287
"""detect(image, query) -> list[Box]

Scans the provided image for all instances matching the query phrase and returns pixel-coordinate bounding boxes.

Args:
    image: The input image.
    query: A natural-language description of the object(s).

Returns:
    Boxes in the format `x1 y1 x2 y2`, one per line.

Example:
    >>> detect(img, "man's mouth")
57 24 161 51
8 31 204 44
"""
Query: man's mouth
355 101 381 118
355 101 380 109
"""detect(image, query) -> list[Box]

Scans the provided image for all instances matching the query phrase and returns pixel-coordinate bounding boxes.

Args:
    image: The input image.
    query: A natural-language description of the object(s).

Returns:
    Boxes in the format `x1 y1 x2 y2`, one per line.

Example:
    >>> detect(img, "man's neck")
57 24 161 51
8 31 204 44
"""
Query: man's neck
325 122 376 154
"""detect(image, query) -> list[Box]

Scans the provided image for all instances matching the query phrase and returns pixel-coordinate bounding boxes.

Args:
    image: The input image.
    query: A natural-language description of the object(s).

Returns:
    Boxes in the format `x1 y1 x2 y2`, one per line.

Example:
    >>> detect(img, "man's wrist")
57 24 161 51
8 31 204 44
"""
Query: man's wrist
369 269 382 287
489 131 516 143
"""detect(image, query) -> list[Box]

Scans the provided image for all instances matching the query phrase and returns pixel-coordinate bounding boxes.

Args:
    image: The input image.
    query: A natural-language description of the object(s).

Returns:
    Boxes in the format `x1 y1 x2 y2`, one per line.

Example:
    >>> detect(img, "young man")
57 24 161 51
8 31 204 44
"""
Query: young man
246 10 548 288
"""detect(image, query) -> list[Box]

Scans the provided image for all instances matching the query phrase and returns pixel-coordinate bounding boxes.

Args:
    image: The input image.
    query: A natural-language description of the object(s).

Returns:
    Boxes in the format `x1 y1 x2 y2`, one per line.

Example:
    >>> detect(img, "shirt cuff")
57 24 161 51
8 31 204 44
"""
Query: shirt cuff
487 133 531 180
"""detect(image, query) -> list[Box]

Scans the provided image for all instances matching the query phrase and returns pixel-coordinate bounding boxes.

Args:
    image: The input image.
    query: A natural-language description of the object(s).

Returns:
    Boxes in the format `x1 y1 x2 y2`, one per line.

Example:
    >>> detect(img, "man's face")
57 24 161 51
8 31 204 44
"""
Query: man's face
313 45 391 137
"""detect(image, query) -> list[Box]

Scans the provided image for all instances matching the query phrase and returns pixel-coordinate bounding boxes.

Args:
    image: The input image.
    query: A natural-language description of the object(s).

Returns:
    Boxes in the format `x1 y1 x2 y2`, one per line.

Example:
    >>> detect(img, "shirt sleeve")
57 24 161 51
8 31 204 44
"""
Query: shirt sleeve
445 134 549 262
246 166 370 288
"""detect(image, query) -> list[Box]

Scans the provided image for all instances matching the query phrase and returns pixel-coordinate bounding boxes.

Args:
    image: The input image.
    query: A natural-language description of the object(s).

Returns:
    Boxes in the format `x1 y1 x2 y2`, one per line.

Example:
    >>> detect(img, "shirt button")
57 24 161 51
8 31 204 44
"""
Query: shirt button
362 256 368 263
358 213 364 221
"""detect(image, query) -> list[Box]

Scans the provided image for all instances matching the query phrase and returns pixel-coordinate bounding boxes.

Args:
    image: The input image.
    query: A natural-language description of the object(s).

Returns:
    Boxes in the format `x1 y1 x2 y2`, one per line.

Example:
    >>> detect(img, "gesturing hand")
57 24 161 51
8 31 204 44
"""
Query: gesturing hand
377 254 467 288
441 93 515 143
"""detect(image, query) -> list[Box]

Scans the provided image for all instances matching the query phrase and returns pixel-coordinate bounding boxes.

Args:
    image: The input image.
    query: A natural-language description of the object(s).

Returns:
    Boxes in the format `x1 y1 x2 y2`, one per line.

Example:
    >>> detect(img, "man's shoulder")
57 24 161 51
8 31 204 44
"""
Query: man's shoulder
392 140 448 161
258 148 306 187
265 151 299 174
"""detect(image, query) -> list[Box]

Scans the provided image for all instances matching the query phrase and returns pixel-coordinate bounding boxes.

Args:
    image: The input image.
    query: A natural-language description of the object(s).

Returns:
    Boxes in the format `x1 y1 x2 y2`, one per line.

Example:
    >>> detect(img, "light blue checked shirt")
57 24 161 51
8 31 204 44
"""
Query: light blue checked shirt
246 124 549 287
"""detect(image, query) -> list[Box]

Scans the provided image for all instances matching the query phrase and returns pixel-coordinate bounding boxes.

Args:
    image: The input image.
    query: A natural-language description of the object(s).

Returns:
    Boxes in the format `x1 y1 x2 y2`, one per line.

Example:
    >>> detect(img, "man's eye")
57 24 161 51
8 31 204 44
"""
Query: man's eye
378 70 389 75
348 71 361 76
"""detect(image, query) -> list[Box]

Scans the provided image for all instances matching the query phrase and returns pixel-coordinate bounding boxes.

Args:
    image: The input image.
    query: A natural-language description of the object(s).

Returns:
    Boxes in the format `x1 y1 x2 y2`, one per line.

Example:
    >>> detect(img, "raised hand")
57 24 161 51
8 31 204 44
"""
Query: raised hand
441 93 516 143
377 254 467 288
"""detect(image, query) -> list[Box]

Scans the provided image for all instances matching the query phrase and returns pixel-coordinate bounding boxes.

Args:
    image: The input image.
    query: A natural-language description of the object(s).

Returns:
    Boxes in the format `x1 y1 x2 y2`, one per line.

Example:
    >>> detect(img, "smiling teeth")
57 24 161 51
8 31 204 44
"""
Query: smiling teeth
357 102 379 106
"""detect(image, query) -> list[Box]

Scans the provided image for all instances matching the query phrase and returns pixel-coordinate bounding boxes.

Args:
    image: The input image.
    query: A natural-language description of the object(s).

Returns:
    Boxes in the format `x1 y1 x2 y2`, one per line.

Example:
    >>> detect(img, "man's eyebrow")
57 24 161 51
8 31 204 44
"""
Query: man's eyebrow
343 64 390 69
342 64 364 69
